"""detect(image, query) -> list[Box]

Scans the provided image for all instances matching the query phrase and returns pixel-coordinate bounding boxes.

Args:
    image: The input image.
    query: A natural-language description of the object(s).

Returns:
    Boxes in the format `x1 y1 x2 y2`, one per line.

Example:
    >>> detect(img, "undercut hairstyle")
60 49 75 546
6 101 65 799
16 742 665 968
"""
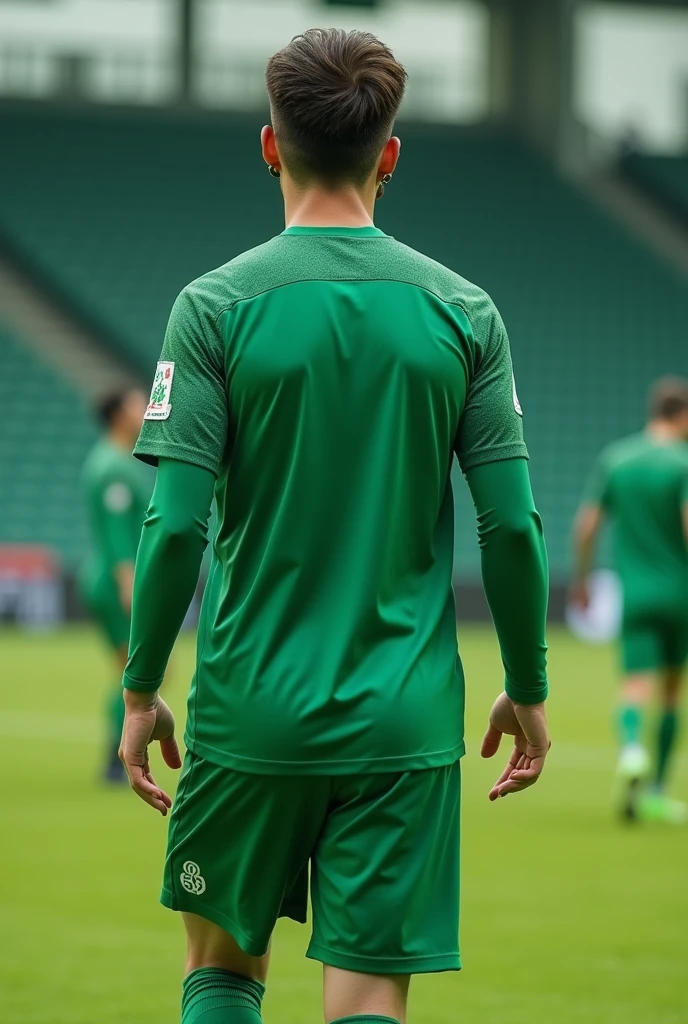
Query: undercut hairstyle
266 28 407 185
96 389 129 427
648 377 688 421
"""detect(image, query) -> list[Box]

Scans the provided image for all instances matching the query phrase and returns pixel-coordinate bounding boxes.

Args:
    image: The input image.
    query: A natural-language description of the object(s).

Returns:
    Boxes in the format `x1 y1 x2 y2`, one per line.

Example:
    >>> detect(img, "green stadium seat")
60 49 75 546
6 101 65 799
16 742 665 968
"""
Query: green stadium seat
620 154 688 227
0 109 686 577
0 321 97 566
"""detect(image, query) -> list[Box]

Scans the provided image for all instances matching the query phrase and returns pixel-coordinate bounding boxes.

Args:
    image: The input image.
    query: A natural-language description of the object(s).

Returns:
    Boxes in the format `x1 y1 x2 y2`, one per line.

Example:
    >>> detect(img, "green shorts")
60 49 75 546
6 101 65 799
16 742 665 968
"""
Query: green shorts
621 610 688 673
161 753 462 975
79 564 130 650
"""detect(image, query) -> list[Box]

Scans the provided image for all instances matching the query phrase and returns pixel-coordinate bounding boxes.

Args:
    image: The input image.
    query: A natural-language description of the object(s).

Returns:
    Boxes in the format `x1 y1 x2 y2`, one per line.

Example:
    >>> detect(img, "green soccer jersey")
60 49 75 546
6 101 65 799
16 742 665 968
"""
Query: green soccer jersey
82 437 150 578
135 226 527 774
586 433 688 616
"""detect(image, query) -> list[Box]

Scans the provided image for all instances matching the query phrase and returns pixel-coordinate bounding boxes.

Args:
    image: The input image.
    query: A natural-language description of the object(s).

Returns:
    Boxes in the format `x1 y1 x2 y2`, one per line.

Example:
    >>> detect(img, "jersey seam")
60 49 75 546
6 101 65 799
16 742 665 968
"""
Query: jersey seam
209 277 479 330
134 440 220 475
459 442 529 471
186 735 466 771
193 559 219 746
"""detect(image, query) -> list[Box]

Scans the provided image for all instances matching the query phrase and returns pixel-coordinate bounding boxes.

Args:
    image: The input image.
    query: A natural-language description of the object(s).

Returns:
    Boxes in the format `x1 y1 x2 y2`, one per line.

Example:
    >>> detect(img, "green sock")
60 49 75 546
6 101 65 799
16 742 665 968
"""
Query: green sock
182 968 265 1024
655 709 679 789
618 703 643 747
107 686 125 760
329 1017 401 1024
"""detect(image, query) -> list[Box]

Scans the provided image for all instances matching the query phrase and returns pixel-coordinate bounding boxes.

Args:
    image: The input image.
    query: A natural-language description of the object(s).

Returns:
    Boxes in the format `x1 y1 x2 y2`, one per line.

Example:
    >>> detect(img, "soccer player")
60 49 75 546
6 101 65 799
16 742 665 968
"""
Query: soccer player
573 378 688 823
79 388 149 782
119 29 550 1024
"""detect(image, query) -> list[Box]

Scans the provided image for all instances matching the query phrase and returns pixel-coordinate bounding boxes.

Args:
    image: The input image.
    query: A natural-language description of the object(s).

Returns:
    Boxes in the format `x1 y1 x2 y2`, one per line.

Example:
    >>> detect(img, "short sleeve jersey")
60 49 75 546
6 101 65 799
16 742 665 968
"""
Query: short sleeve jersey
136 226 527 774
584 433 688 615
82 438 150 575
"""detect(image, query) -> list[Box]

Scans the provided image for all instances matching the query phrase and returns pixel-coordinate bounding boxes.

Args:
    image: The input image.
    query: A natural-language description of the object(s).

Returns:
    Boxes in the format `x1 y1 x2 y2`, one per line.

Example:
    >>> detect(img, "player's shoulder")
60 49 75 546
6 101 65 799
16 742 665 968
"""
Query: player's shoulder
601 433 651 470
174 236 287 322
386 238 498 322
667 441 688 471
83 439 132 485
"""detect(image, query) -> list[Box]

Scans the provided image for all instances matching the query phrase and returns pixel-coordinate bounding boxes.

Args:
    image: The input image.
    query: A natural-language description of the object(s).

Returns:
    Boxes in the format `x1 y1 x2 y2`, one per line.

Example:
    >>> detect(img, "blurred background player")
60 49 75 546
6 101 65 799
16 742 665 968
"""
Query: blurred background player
573 378 688 823
79 388 149 782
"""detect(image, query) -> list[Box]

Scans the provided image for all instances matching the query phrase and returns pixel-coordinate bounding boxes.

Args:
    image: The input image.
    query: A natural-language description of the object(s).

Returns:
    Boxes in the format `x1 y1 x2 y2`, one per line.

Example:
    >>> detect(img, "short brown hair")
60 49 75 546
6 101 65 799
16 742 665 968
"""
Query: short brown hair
266 28 407 185
648 376 688 421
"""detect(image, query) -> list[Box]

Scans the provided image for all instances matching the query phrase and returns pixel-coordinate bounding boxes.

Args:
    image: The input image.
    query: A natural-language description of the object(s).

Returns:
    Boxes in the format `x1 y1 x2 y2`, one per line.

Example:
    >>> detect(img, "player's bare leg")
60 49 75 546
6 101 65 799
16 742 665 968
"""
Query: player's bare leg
323 965 410 1024
616 673 653 821
181 913 269 1022
639 667 686 824
183 912 270 979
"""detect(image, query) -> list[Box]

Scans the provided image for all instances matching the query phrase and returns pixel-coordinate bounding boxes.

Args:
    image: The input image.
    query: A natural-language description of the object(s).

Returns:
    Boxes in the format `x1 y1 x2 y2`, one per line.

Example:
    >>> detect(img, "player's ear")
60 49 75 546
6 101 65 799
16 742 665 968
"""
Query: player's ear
378 136 401 178
261 125 281 174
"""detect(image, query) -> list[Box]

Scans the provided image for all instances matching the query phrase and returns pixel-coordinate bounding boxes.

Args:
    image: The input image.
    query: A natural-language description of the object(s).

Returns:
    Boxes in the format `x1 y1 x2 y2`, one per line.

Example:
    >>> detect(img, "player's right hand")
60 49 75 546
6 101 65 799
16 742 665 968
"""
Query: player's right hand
481 692 550 801
120 689 182 815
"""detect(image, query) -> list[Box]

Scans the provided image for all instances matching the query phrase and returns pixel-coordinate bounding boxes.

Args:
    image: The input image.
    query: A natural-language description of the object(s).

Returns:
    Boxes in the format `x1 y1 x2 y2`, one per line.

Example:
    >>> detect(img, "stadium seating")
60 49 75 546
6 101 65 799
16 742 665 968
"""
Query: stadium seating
620 153 688 227
0 320 97 566
0 107 686 577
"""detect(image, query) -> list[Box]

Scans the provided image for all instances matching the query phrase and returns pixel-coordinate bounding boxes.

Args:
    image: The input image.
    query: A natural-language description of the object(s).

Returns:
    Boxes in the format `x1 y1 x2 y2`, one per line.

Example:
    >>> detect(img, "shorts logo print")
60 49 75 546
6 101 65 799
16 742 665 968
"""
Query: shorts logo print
180 860 206 895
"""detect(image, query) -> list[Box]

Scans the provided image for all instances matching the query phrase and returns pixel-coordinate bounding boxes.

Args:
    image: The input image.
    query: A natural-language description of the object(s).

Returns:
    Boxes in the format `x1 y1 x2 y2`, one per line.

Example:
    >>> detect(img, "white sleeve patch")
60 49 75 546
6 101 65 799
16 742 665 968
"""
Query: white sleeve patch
104 482 132 513
144 361 175 421
512 373 523 416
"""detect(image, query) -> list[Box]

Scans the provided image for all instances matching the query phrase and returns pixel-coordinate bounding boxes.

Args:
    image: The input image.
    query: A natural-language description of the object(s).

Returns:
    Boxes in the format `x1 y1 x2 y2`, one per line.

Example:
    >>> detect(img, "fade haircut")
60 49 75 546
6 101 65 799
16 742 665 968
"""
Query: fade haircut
266 28 407 185
648 377 688 421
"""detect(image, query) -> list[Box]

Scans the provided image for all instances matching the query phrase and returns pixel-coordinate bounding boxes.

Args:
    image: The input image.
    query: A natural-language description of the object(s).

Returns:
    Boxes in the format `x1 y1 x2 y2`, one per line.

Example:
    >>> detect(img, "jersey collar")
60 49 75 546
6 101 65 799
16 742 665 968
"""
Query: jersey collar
282 226 387 238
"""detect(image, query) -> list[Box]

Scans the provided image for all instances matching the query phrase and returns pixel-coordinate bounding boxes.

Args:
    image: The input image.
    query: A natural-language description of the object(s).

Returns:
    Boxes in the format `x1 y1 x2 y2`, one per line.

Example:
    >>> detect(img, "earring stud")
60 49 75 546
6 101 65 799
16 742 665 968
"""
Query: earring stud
376 173 392 199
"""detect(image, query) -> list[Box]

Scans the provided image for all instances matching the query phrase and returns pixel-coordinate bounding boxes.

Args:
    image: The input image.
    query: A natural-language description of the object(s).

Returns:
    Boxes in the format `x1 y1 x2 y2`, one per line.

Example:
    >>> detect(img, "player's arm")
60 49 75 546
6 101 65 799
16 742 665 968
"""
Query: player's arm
571 504 604 609
456 296 550 800
571 453 610 608
466 459 550 799
119 458 214 812
100 477 139 614
120 285 228 813
123 458 214 694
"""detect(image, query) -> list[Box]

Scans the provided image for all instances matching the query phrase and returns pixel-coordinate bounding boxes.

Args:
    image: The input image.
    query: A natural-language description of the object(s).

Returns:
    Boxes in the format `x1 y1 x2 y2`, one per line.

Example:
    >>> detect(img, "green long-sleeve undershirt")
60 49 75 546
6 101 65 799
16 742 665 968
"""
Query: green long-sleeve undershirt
465 458 549 704
122 459 215 692
123 456 548 703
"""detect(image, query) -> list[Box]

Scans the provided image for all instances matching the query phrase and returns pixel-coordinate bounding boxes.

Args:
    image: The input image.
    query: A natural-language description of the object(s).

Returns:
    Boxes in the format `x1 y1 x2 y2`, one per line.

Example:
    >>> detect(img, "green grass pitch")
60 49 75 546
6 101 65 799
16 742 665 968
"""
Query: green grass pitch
1 625 687 1024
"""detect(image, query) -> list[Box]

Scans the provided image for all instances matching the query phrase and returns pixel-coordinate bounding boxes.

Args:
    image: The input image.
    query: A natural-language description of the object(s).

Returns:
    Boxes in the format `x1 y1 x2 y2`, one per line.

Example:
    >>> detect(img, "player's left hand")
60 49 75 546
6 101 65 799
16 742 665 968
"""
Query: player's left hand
120 689 182 815
481 692 550 801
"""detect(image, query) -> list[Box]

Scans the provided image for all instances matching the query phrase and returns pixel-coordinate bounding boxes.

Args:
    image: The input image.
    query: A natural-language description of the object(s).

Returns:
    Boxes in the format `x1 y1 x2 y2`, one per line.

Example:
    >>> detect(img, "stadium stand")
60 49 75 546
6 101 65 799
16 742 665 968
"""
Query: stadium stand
0 319 97 566
0 106 686 577
620 154 688 228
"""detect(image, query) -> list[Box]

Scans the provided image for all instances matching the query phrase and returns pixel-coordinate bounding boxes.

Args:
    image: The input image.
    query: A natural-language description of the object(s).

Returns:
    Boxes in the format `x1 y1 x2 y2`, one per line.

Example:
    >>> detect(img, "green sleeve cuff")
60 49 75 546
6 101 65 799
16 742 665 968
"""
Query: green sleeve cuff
505 679 549 705
122 671 164 694
134 439 221 476
459 440 529 474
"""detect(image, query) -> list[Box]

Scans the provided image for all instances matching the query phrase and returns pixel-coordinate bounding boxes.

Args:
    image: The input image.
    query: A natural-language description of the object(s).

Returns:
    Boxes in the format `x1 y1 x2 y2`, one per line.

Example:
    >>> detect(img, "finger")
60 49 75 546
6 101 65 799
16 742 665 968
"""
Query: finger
126 764 172 814
487 744 527 800
143 769 173 809
492 764 545 799
487 756 519 801
481 724 503 759
160 734 182 770
508 758 547 784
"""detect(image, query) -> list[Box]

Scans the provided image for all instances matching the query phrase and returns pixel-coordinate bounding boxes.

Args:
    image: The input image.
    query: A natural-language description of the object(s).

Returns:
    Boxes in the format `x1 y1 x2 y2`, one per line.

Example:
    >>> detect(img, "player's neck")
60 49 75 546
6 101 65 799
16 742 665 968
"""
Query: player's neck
647 420 681 443
107 426 135 451
283 180 376 229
